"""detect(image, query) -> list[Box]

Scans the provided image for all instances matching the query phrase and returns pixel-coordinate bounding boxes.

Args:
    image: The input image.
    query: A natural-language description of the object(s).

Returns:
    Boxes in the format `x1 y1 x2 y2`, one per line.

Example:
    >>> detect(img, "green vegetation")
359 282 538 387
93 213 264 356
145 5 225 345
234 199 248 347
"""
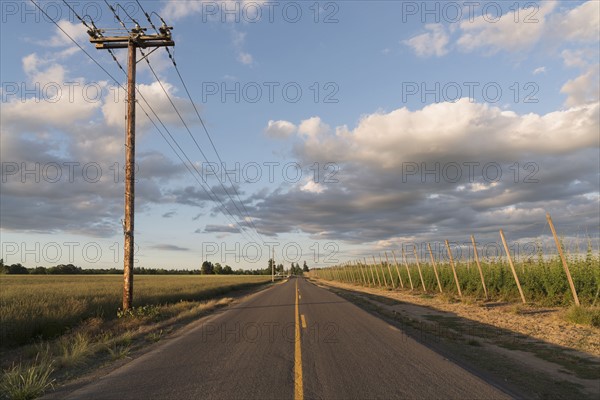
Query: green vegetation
0 275 271 347
316 253 600 307
0 354 55 400
565 305 600 327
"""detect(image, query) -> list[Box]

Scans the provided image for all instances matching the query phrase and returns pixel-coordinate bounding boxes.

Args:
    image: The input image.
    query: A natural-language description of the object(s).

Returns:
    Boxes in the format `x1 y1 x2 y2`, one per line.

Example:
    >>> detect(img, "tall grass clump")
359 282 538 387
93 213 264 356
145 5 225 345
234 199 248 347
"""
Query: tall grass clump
0 354 55 400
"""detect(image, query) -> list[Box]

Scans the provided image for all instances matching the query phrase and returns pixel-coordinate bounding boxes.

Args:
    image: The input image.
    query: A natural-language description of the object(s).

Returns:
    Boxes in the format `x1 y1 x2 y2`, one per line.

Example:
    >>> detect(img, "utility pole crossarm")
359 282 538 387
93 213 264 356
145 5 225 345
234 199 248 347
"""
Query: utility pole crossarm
88 25 174 49
90 23 174 310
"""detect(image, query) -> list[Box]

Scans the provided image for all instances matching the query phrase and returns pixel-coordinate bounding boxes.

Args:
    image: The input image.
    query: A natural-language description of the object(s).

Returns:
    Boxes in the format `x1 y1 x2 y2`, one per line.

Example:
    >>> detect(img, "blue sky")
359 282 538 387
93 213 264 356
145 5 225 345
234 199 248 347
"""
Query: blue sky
1 0 599 270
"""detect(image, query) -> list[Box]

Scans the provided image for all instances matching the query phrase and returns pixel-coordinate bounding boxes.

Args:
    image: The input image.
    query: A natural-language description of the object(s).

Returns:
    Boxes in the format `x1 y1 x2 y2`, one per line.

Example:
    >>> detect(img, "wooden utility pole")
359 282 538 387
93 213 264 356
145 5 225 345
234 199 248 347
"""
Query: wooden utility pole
88 24 174 310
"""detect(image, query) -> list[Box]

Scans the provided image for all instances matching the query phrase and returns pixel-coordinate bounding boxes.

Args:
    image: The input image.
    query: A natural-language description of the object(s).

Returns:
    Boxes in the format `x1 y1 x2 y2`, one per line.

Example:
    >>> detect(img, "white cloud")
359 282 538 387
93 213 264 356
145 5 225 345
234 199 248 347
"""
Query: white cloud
161 0 206 20
254 99 599 243
237 52 253 65
265 120 297 138
232 31 246 47
298 117 330 138
47 20 88 47
300 180 326 194
533 66 546 75
403 24 449 57
561 48 597 68
231 30 254 65
554 0 600 42
561 65 600 107
101 80 195 131
456 1 598 54
161 0 267 21
457 1 557 53
292 99 599 168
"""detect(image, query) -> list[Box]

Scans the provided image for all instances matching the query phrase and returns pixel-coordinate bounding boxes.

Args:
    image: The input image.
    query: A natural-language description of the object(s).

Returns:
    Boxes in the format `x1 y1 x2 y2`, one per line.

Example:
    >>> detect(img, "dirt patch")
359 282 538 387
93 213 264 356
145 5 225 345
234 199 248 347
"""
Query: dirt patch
313 279 600 356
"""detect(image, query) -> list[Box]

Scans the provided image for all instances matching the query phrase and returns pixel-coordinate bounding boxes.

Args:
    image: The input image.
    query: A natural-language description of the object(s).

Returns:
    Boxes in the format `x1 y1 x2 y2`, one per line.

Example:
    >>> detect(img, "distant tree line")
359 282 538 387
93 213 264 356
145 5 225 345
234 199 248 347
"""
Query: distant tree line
0 259 309 275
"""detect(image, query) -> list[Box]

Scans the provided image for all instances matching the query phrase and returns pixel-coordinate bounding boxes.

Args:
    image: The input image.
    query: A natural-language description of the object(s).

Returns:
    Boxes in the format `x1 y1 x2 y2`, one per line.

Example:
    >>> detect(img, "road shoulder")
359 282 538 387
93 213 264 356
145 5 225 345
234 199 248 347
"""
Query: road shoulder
310 278 600 399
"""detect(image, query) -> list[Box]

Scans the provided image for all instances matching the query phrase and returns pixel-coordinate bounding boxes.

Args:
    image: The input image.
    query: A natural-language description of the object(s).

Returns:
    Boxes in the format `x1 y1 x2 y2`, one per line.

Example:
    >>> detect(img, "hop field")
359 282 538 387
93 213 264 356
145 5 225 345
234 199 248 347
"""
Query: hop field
316 254 600 306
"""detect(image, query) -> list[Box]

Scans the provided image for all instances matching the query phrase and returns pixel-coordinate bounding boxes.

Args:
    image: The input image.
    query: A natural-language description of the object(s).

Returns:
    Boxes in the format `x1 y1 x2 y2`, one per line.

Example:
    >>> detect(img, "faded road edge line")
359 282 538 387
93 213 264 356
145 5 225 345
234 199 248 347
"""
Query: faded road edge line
295 279 304 400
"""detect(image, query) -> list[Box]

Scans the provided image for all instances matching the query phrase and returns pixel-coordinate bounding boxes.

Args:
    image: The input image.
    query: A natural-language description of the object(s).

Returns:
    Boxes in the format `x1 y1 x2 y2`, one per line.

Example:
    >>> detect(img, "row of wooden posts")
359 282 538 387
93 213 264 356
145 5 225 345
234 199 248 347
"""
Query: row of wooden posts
313 213 580 306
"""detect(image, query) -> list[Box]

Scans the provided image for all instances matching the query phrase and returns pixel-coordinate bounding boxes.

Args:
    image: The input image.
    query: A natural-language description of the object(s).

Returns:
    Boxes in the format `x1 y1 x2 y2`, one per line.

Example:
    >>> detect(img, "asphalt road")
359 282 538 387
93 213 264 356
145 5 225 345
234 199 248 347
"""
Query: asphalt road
62 278 510 400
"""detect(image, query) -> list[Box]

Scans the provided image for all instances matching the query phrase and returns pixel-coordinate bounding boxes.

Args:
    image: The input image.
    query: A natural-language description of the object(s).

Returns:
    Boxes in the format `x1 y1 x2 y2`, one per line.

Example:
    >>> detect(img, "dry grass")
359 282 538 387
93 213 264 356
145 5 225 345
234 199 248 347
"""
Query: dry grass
0 275 270 346
0 276 270 399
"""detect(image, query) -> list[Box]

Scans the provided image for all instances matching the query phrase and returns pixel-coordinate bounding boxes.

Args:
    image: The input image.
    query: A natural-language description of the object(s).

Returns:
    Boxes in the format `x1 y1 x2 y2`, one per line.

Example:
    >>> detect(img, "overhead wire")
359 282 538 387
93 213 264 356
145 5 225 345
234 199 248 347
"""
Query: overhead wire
134 0 265 244
102 0 263 243
44 0 259 243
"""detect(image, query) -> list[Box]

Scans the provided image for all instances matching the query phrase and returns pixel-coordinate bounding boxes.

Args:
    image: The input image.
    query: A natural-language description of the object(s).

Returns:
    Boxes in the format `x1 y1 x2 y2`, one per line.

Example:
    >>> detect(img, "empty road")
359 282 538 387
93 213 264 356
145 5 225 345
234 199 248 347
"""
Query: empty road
61 278 510 399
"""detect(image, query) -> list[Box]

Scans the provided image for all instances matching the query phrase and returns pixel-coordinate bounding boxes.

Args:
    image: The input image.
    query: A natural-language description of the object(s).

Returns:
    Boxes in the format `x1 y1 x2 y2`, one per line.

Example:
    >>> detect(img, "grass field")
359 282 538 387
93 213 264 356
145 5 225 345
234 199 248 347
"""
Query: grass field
0 275 271 347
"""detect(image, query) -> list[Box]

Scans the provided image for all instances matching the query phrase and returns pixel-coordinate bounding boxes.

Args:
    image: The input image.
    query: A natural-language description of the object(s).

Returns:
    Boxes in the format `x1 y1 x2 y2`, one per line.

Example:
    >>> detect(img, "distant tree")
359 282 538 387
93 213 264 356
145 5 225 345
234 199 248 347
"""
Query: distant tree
201 261 214 275
266 258 275 275
213 263 223 274
47 264 81 274
5 263 28 274
223 265 233 275
31 266 47 274
303 261 309 272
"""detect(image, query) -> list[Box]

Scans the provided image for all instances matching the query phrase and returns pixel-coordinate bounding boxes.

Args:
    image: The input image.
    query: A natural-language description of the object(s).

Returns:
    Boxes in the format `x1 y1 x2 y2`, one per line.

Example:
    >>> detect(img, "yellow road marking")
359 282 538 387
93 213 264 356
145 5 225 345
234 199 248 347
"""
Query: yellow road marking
301 314 307 329
294 280 304 400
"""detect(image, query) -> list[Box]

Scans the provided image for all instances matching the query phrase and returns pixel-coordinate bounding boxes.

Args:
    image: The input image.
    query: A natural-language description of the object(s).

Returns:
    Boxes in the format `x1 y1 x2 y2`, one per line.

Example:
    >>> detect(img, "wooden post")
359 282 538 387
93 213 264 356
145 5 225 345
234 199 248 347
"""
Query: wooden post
471 235 488 300
546 213 580 306
384 252 396 289
444 240 462 298
352 262 360 284
401 246 414 290
379 254 391 288
379 253 396 289
391 250 404 288
360 261 369 286
360 260 369 286
366 257 376 287
427 243 443 293
373 255 386 287
499 230 526 304
413 246 427 291
357 261 367 286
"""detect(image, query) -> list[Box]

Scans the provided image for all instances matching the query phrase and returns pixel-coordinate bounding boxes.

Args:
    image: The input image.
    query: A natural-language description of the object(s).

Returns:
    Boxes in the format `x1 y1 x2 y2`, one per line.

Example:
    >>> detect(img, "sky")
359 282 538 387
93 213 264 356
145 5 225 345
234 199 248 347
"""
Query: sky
1 0 599 270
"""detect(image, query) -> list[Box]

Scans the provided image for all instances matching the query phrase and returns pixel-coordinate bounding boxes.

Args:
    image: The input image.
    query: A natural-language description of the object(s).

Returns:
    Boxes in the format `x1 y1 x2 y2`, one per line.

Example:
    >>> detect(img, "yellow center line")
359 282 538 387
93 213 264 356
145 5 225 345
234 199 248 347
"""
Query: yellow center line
294 279 304 400
301 314 307 329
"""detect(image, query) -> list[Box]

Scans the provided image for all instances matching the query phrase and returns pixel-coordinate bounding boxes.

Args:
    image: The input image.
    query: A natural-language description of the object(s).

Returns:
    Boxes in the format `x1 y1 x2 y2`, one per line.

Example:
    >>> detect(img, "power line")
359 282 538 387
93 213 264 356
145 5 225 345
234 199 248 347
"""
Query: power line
91 1 257 242
134 0 266 244
44 0 259 244
102 2 262 244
